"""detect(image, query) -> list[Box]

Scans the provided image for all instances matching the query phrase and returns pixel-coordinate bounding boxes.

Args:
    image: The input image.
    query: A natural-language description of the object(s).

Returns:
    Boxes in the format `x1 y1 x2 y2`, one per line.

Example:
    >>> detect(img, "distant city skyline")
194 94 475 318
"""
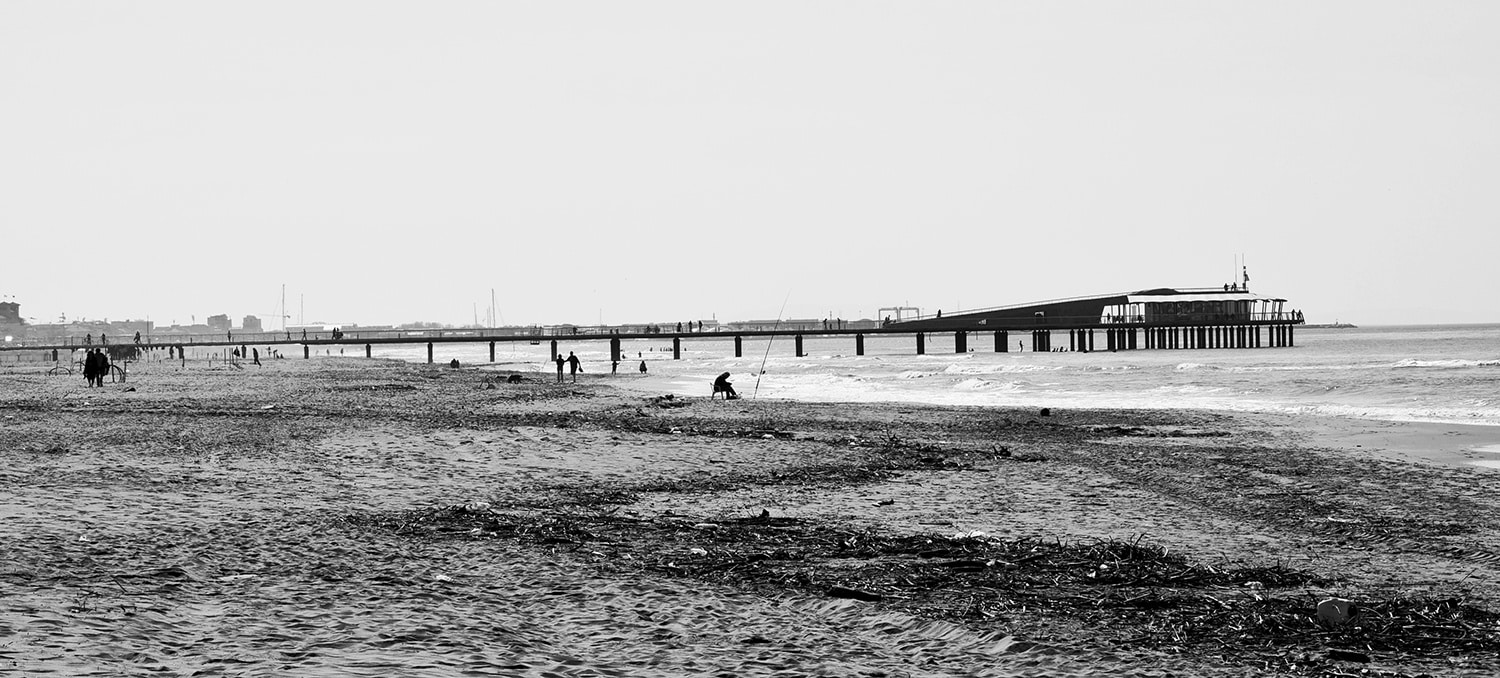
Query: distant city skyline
4 2 1497 328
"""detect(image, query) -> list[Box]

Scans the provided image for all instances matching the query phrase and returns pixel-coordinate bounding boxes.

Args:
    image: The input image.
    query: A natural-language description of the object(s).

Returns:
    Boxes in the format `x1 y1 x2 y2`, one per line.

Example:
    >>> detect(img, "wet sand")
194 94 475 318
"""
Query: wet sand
2 357 1498 677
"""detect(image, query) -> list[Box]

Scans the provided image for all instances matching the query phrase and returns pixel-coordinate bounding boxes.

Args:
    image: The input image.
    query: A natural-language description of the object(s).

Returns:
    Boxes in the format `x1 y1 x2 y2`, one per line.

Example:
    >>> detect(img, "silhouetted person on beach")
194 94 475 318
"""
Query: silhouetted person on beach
95 349 111 386
134 331 141 344
86 333 92 345
611 359 618 374
554 354 565 382
252 348 261 366
567 352 581 382
83 350 97 387
639 360 647 374
713 372 738 400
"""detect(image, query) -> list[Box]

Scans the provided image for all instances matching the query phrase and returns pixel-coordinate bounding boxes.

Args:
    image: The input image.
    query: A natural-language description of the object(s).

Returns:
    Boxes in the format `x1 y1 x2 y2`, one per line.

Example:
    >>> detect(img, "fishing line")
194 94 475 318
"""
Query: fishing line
752 291 791 399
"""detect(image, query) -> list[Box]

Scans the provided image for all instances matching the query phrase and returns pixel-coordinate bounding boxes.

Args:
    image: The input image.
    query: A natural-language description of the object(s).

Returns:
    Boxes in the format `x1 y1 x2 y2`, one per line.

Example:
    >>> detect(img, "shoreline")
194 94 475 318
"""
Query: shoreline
596 367 1500 472
3 358 1499 676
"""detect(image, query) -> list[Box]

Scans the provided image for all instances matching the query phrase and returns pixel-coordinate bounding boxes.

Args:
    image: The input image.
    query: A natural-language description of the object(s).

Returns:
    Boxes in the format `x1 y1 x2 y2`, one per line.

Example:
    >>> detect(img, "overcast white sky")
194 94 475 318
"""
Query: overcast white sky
3 1 1496 328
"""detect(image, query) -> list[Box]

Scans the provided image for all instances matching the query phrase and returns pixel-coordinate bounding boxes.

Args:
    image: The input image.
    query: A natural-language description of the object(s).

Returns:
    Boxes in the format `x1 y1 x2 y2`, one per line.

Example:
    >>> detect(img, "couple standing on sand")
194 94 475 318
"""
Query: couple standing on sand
82 349 111 387
555 352 582 382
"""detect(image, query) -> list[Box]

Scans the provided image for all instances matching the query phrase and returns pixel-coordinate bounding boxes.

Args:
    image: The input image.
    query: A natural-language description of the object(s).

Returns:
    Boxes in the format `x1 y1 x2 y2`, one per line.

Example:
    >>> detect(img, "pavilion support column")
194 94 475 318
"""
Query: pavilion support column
672 337 681 360
609 337 620 363
855 333 864 356
366 344 372 358
997 330 1008 352
734 335 743 358
489 341 496 362
795 334 804 357
427 342 433 364
303 345 310 360
550 339 558 361
915 332 925 355
1069 329 1077 352
954 331 967 353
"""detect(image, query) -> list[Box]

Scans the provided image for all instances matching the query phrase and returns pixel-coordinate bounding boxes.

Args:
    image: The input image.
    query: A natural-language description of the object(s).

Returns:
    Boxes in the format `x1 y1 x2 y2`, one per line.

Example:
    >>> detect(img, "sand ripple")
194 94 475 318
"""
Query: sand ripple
0 420 1167 677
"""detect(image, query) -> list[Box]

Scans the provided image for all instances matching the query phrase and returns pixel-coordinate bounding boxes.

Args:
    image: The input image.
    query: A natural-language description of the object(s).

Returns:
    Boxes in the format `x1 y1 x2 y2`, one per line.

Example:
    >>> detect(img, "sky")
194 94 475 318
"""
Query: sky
3 1 1497 329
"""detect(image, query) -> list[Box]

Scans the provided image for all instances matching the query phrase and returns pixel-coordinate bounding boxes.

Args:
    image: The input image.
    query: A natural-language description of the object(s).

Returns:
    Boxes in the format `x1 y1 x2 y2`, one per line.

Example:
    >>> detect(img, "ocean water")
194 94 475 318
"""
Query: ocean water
364 324 1498 427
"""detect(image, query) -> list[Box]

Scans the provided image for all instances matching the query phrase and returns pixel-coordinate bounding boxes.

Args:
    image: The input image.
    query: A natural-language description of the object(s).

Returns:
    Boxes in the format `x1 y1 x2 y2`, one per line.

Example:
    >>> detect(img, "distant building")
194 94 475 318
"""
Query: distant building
0 301 20 325
242 315 263 333
207 314 231 331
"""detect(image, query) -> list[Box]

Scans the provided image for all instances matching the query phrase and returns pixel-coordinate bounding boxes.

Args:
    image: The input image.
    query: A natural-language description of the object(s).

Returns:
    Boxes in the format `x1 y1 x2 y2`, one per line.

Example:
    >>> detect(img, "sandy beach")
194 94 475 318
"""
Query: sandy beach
3 356 1498 677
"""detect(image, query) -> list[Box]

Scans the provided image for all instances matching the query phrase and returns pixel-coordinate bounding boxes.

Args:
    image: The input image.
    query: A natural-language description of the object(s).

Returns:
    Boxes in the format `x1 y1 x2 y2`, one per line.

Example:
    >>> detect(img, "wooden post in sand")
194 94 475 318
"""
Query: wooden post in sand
672 337 681 360
365 344 371 358
550 339 558 361
489 341 495 362
794 334 804 357
609 337 621 363
734 335 743 358
427 342 433 364
303 345 309 359
916 332 925 355
855 333 864 356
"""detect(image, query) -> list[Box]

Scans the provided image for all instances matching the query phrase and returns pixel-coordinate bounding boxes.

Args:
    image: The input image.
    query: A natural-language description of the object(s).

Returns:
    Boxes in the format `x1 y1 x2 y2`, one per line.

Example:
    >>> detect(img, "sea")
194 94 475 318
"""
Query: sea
361 324 1500 428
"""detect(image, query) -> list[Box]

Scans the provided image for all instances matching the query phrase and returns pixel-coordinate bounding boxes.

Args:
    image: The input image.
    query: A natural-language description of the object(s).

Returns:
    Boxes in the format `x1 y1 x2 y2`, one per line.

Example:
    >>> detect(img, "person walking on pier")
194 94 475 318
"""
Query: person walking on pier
566 352 581 382
554 354 565 383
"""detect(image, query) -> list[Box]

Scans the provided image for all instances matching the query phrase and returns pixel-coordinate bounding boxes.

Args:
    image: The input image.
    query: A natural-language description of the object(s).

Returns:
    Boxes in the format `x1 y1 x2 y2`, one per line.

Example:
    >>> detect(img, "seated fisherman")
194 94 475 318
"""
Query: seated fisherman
713 372 738 400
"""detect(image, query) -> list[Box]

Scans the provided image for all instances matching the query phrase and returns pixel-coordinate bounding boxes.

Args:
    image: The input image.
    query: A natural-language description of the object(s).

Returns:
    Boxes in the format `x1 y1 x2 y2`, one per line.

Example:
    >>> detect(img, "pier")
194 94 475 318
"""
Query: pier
0 287 1304 364
2 318 1300 365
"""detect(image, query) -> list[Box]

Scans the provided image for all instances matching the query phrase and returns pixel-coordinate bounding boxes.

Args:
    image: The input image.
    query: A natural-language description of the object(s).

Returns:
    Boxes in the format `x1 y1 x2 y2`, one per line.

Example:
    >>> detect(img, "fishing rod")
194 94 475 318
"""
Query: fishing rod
752 291 791 399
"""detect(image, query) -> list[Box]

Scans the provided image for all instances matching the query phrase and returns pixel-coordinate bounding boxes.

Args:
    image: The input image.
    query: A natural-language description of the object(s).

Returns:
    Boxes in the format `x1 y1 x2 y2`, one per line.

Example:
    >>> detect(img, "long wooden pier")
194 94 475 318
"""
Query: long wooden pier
2 317 1300 365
